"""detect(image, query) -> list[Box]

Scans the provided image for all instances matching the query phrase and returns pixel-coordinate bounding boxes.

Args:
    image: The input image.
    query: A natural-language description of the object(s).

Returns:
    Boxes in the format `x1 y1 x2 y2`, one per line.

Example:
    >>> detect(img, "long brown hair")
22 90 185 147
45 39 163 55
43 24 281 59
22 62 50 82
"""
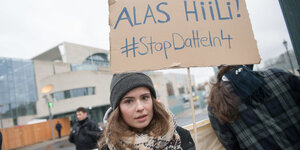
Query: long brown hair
208 66 240 123
99 97 170 149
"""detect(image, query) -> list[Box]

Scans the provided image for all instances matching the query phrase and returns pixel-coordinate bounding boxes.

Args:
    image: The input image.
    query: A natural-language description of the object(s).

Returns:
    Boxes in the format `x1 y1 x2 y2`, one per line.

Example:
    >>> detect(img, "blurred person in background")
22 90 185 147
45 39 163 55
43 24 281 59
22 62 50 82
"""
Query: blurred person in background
0 130 2 150
55 121 62 139
208 65 300 150
69 107 102 150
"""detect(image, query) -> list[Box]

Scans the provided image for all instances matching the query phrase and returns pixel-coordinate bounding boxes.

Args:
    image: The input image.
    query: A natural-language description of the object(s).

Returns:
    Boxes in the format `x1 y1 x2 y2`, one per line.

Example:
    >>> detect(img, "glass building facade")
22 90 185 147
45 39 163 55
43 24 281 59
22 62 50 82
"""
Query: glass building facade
0 57 38 125
51 87 95 101
70 53 109 71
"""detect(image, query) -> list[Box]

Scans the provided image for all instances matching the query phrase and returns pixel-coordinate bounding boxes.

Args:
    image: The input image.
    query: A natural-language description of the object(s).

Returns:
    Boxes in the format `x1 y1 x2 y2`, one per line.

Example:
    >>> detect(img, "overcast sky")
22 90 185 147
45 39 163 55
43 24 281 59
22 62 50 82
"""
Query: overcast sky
0 0 292 84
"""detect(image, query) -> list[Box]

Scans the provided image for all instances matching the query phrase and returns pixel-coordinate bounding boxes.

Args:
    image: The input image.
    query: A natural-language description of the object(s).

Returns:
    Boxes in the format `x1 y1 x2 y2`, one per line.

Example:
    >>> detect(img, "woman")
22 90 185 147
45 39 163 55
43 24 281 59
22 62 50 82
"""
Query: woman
208 65 300 150
99 72 195 150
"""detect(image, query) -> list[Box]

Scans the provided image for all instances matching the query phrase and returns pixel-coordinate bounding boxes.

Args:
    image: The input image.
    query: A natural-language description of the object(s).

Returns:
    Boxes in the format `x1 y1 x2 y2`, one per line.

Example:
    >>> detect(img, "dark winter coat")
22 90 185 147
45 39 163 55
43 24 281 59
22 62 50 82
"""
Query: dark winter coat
0 131 2 150
209 68 300 150
176 126 196 150
55 122 62 131
69 117 102 150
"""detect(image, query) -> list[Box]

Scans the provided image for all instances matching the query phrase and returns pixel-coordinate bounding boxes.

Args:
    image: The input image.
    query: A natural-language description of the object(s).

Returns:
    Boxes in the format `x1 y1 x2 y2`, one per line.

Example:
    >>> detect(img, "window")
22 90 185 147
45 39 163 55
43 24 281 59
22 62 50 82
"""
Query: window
70 53 109 71
178 86 185 94
51 91 64 101
84 53 109 66
166 82 175 96
70 64 98 71
64 91 71 99
51 87 95 101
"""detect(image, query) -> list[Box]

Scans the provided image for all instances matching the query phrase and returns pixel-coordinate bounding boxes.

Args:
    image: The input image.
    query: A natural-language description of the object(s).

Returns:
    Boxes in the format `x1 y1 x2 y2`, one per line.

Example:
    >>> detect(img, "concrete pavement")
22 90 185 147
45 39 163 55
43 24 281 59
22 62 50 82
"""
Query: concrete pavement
15 136 75 150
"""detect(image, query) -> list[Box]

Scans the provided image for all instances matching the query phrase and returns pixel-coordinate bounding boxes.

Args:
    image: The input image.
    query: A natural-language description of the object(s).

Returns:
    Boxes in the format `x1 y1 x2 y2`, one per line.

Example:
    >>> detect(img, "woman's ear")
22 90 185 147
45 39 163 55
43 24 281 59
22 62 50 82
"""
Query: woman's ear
156 99 161 103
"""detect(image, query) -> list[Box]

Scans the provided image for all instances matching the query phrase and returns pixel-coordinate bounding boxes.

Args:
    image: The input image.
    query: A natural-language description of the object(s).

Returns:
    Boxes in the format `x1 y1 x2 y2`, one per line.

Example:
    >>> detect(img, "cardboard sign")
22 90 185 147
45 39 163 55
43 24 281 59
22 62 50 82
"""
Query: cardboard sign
109 0 260 73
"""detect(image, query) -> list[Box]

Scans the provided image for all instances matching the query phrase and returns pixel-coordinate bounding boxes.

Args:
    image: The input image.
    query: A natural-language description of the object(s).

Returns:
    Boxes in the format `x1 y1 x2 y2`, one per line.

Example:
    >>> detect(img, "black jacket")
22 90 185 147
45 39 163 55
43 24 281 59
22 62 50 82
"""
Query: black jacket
101 126 195 150
176 126 196 150
55 122 62 131
0 131 2 150
69 117 102 150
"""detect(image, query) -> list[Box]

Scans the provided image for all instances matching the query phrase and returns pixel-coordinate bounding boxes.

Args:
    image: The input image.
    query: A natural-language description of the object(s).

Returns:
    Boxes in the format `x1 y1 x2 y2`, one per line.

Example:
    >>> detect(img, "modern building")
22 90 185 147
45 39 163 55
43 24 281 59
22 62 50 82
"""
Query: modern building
32 42 112 125
0 57 38 127
0 42 196 128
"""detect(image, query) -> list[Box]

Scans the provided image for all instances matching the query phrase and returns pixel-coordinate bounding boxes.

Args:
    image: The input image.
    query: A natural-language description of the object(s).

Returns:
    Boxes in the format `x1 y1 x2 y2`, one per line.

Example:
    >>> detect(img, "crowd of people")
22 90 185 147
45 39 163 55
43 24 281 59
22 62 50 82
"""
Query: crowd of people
68 72 195 150
1 66 295 150
65 65 300 150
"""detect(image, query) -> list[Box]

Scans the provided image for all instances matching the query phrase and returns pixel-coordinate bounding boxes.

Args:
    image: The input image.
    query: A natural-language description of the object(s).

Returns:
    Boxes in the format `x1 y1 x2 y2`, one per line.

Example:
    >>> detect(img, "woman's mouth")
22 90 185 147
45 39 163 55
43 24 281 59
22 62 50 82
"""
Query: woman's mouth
135 115 147 122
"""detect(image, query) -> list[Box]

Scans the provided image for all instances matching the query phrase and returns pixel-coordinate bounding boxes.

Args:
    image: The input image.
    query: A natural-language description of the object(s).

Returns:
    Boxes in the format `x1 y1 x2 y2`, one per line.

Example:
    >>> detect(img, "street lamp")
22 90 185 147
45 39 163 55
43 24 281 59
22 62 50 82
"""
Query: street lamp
283 40 295 74
41 84 55 140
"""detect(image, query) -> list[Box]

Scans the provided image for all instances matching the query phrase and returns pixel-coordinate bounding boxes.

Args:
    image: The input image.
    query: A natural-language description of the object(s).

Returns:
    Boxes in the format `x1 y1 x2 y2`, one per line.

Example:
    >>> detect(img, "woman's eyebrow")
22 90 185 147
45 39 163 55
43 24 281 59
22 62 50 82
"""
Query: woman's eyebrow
141 93 151 96
121 92 151 100
121 96 134 100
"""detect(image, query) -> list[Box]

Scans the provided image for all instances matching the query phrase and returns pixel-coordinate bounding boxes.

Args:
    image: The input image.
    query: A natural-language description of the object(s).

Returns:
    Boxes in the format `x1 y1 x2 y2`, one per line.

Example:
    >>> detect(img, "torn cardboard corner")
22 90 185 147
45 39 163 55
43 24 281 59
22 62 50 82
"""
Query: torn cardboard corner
109 0 260 73
108 0 117 6
169 62 182 68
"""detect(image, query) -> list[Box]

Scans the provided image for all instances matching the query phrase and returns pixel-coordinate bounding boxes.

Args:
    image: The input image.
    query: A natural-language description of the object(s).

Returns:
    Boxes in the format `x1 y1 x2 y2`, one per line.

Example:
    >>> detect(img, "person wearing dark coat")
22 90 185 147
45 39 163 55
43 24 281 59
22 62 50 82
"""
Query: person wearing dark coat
208 65 300 150
0 130 2 150
55 121 62 138
69 107 102 150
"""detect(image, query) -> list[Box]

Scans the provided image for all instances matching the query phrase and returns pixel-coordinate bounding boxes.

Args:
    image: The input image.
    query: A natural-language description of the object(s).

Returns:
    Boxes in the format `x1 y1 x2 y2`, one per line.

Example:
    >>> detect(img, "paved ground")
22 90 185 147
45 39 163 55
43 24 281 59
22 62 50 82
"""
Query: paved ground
14 136 74 150
15 105 208 150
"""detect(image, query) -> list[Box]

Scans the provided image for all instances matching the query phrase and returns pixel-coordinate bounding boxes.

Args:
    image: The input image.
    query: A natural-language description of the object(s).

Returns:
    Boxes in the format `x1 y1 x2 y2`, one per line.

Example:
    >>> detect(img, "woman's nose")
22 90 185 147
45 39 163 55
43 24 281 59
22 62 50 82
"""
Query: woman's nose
136 100 144 111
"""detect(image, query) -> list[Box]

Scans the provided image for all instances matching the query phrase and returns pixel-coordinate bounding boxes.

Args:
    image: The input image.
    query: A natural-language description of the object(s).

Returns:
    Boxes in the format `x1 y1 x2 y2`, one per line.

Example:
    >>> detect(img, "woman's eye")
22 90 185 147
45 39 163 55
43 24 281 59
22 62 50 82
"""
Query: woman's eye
123 99 133 104
142 95 150 100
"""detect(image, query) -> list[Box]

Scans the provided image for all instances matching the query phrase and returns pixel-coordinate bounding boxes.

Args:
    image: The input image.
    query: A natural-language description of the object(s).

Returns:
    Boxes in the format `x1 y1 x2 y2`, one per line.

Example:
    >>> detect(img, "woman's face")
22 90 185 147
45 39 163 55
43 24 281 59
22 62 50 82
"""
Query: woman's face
120 86 153 129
